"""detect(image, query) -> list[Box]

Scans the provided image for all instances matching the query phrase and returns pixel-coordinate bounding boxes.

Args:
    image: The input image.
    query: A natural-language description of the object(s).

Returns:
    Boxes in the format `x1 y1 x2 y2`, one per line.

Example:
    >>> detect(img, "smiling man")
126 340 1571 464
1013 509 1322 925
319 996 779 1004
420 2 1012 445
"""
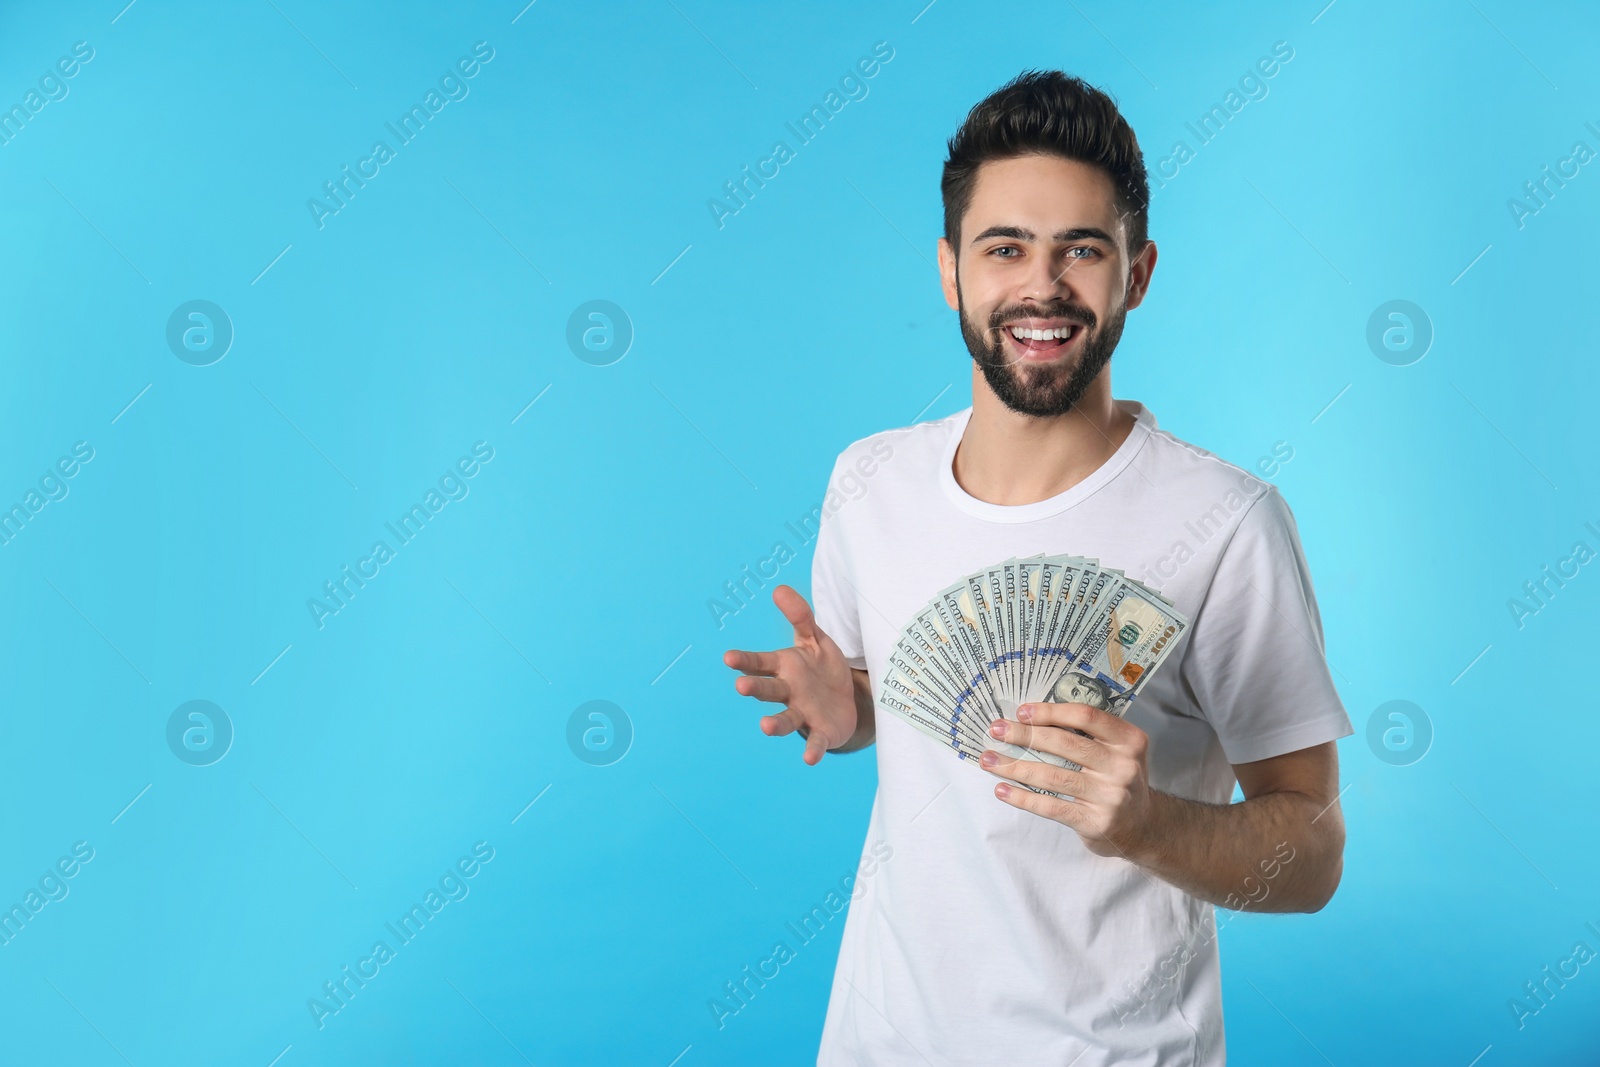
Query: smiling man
724 70 1352 1066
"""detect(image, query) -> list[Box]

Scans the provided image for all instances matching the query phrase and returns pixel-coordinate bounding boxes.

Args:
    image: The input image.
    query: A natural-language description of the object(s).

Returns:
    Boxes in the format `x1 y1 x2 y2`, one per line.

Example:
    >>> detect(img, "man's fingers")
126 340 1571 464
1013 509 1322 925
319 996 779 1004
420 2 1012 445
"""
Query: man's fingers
736 676 792 704
1019 701 1128 743
980 749 1086 797
723 648 781 676
756 708 831 763
760 710 803 737
771 584 817 642
993 780 1080 824
758 708 830 764
990 718 1104 768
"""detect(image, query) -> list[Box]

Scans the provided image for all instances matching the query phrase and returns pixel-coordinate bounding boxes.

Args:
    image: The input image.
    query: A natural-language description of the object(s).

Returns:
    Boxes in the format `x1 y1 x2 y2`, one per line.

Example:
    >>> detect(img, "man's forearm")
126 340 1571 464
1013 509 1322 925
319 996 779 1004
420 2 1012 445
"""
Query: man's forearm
1121 788 1343 913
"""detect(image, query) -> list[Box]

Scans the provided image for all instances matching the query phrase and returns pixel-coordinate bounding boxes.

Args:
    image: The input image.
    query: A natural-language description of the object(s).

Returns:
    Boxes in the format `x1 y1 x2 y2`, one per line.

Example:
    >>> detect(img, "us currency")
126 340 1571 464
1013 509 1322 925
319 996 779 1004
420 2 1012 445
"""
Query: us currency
1044 579 1187 716
876 553 1189 798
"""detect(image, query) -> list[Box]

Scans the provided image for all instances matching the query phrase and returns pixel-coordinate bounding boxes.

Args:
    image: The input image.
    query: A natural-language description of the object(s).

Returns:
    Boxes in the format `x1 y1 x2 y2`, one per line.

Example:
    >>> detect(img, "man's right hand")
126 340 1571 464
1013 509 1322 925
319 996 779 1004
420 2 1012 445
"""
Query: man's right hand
723 584 874 765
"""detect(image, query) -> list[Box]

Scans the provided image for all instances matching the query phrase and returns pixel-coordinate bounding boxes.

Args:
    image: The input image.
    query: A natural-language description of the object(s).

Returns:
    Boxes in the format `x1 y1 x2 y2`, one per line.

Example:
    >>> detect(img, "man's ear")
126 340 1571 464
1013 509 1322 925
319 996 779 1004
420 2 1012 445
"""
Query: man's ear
938 237 960 311
1124 239 1158 312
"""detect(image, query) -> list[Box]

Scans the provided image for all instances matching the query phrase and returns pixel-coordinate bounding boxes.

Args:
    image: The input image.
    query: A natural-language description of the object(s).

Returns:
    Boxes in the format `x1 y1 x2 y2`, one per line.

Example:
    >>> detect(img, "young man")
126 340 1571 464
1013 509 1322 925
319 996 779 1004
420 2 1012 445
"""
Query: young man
724 70 1352 1066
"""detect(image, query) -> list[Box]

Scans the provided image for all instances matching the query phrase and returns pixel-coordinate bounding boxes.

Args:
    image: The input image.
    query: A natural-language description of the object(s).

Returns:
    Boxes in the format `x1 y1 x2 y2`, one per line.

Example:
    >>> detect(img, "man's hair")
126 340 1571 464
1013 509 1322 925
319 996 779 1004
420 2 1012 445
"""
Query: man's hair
941 70 1150 254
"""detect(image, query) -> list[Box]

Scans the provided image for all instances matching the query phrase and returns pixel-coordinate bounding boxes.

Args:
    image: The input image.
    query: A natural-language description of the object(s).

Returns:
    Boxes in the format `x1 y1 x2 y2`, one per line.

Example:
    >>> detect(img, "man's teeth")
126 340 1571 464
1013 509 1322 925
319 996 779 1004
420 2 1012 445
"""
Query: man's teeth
1008 325 1075 341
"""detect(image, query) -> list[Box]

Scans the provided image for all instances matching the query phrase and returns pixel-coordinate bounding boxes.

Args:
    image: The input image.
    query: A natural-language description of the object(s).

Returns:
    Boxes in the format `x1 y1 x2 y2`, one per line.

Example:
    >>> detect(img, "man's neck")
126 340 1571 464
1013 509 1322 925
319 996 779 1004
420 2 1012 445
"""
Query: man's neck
951 367 1135 506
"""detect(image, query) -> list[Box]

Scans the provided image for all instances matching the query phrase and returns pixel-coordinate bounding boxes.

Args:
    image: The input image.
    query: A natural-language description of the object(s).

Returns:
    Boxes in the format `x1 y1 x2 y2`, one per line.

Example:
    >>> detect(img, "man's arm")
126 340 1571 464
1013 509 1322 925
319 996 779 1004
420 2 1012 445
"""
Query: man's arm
1125 741 1343 913
981 702 1345 914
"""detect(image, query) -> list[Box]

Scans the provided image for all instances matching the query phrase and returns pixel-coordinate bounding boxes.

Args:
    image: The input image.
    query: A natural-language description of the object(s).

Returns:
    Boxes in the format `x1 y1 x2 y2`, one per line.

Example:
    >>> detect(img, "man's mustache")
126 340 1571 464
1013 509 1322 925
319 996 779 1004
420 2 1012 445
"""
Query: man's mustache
989 306 1097 331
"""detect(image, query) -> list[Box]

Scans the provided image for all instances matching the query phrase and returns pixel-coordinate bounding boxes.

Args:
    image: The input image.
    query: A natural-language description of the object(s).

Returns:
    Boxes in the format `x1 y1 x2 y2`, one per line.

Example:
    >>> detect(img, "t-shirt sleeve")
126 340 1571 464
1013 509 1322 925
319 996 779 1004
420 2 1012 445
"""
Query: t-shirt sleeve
1179 486 1354 765
810 454 868 671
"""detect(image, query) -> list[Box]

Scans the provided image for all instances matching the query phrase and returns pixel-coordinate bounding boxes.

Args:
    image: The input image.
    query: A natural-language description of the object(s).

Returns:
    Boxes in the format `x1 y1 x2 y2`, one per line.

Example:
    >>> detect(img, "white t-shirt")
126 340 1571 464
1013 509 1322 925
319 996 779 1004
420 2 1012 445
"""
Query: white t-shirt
811 400 1353 1067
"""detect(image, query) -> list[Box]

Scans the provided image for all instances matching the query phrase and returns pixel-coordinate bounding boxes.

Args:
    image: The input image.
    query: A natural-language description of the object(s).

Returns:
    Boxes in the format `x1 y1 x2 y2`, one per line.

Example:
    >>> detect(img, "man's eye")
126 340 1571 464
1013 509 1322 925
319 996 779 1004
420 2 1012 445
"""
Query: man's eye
990 246 1020 258
1068 247 1099 259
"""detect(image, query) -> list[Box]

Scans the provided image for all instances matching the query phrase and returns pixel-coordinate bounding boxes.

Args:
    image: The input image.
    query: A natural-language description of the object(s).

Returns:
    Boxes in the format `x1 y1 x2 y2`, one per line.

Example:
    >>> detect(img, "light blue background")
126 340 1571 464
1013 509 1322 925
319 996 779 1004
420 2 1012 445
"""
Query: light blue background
1 1 1597 1064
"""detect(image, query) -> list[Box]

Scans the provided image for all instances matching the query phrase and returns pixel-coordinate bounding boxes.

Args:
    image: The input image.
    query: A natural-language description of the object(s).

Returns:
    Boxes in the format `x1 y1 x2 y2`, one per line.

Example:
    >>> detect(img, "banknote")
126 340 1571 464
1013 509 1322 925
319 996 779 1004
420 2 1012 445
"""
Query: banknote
878 553 1189 795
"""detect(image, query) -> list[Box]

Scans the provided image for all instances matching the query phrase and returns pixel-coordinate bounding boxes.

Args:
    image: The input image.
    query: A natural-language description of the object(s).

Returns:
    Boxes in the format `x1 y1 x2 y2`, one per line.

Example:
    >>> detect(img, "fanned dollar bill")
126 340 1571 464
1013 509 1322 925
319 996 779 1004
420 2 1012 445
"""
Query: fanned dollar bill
880 554 1188 799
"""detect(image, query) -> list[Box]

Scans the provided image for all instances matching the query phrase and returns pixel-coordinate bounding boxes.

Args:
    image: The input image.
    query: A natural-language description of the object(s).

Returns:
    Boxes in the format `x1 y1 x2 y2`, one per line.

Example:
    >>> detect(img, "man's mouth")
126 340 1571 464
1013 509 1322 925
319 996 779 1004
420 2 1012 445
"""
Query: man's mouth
999 321 1084 360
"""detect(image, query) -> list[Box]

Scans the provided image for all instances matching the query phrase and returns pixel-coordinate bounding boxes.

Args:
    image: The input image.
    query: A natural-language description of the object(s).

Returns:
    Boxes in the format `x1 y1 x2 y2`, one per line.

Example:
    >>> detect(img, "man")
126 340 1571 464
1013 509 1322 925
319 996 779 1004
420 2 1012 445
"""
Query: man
723 70 1351 1066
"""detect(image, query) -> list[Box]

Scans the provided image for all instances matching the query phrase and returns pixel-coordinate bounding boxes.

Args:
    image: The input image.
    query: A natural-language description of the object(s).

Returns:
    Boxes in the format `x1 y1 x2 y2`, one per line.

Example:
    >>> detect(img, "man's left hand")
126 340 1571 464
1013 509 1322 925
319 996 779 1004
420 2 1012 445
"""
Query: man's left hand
980 701 1157 859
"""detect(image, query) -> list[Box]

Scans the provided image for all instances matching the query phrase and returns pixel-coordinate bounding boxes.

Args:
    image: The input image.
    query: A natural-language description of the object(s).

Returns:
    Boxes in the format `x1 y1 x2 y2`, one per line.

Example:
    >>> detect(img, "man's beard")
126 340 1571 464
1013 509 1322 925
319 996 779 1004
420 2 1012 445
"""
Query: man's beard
957 277 1126 418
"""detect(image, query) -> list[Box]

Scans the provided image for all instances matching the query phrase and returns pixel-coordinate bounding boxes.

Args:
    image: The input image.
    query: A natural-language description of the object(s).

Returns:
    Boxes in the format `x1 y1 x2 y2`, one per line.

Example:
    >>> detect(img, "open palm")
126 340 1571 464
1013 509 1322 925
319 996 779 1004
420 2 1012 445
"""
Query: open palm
723 584 861 765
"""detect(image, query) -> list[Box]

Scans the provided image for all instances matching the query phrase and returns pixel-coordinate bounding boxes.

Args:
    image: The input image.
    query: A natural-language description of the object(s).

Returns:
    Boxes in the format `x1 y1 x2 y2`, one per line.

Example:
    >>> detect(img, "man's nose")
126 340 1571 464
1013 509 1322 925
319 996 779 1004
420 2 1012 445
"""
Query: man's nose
1019 250 1076 302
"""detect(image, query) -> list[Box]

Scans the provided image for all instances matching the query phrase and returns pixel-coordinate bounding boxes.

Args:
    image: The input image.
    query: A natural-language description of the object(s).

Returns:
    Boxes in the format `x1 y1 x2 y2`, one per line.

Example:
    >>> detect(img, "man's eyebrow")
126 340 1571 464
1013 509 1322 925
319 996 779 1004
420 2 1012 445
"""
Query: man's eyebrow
969 225 1117 246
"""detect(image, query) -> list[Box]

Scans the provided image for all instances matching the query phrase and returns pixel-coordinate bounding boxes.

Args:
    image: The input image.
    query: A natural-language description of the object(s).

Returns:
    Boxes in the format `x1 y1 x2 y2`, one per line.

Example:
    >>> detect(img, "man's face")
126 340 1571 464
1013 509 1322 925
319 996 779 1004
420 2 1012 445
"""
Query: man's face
938 154 1155 417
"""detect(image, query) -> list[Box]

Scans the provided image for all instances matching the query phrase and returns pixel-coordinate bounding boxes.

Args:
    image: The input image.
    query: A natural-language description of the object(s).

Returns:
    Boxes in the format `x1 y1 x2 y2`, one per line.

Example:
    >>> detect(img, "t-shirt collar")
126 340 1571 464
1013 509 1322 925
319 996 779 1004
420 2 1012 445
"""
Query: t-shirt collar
938 400 1156 524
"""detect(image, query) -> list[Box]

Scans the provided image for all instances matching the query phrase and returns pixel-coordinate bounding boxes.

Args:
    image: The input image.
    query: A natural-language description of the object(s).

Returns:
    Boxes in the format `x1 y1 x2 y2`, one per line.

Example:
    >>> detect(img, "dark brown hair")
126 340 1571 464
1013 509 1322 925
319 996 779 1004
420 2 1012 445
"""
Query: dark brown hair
941 70 1150 253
